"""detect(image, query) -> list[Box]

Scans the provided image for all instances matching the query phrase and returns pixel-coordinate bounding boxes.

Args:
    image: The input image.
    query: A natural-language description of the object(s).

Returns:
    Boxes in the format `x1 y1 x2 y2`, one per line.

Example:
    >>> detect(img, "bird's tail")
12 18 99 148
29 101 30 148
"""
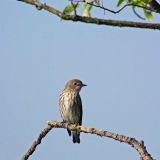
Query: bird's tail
72 131 80 143
67 129 71 136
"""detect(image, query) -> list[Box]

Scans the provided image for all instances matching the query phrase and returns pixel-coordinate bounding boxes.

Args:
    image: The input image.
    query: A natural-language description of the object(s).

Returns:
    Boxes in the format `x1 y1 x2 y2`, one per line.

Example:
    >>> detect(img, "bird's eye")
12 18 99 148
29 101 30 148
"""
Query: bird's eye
74 82 77 85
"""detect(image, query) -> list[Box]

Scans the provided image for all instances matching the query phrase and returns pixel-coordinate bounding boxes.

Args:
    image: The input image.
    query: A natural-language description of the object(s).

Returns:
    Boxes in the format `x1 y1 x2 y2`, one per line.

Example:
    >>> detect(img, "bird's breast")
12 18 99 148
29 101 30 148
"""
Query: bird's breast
59 91 81 124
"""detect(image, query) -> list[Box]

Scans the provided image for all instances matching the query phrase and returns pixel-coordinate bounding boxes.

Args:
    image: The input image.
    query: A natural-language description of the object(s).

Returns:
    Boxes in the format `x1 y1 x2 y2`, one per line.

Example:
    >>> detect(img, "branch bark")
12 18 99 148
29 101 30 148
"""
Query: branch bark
21 120 154 160
18 0 160 30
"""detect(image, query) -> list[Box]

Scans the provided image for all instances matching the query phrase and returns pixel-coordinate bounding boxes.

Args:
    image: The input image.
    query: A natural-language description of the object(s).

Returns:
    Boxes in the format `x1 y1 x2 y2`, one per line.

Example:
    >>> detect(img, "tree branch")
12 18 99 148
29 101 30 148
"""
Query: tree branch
21 120 154 160
21 125 52 160
18 0 160 30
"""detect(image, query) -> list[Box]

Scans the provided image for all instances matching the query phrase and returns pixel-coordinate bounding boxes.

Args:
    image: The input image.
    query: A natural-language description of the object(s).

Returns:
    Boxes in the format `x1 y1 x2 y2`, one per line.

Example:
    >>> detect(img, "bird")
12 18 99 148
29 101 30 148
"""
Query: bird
59 79 87 143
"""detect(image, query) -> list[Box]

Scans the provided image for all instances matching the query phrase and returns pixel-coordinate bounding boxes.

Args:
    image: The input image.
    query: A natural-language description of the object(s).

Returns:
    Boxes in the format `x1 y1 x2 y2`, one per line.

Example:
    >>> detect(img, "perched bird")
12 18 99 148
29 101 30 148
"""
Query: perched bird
59 79 87 143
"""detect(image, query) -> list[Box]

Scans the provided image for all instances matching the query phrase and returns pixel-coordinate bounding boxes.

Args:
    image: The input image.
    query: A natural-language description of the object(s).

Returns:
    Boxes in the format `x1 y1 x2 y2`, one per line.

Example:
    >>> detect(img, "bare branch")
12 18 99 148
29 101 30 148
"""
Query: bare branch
48 121 153 160
21 120 154 160
17 0 160 30
21 126 52 160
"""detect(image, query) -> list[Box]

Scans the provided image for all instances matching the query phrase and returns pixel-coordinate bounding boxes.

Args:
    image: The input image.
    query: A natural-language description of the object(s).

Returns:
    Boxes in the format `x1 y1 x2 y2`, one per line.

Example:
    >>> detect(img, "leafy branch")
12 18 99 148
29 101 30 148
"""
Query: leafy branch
63 0 160 21
18 0 160 30
21 121 153 160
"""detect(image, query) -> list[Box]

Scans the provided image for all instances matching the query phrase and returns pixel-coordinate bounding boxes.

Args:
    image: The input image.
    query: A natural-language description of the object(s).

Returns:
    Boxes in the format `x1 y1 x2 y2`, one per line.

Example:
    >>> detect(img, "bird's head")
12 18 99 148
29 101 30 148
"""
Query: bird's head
64 79 87 92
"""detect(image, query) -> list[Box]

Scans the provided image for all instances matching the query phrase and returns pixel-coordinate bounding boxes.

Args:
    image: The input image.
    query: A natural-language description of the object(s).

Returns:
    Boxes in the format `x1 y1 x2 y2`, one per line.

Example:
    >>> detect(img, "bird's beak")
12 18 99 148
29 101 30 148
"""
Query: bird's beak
82 83 87 87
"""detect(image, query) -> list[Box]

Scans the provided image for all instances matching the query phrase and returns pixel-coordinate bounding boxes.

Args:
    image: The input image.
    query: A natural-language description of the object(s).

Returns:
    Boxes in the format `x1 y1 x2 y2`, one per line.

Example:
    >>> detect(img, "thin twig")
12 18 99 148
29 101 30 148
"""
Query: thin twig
71 2 77 16
89 3 160 14
132 6 146 20
71 0 160 14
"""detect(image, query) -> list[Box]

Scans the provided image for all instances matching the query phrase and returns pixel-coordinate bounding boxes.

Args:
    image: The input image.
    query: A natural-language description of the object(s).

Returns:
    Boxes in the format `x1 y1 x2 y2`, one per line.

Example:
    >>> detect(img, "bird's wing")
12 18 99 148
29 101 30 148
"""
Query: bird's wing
77 94 83 125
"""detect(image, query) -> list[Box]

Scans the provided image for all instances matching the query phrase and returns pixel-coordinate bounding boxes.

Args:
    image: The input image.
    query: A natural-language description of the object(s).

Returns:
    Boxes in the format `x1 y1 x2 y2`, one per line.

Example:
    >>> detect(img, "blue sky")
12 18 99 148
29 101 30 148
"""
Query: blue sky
1 0 160 160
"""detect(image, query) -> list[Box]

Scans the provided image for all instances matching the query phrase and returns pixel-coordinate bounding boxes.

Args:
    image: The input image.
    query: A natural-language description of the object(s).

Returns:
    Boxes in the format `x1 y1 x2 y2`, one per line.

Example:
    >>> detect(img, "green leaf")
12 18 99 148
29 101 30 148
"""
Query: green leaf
132 0 140 3
117 0 126 7
63 3 81 15
143 9 153 21
63 4 74 15
88 4 93 11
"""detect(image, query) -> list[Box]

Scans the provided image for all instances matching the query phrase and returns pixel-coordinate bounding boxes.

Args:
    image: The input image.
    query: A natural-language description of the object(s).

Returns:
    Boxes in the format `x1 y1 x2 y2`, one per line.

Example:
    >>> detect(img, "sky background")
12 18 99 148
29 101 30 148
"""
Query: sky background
1 0 160 160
